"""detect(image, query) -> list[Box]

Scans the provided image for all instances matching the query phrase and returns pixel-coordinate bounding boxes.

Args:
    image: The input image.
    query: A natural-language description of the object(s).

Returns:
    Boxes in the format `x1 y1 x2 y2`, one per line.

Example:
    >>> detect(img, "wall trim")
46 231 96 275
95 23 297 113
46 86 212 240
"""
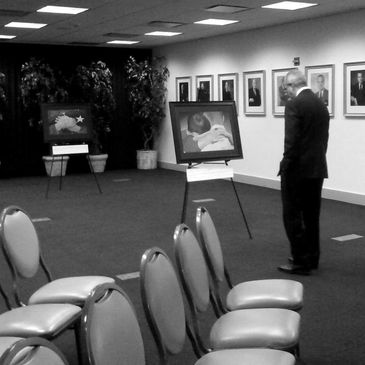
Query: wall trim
159 161 365 206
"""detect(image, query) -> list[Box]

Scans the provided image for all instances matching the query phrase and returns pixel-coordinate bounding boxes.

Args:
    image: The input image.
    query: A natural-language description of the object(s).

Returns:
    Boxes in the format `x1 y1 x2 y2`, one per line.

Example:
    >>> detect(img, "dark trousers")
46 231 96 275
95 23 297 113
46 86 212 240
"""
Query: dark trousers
281 173 324 267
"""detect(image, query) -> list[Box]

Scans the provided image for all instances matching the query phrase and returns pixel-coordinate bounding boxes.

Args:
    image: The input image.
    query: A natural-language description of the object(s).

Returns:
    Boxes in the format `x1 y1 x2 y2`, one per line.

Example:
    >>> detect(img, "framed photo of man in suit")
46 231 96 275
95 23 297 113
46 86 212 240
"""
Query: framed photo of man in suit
176 76 192 102
272 68 297 116
196 75 214 102
218 72 238 107
344 61 365 117
243 70 265 116
305 64 334 117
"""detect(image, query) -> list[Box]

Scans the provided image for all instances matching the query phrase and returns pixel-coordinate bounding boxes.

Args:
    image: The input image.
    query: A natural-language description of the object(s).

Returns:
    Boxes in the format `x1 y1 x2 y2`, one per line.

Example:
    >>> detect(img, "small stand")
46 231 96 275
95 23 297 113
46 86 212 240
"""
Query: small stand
45 144 102 198
181 161 252 239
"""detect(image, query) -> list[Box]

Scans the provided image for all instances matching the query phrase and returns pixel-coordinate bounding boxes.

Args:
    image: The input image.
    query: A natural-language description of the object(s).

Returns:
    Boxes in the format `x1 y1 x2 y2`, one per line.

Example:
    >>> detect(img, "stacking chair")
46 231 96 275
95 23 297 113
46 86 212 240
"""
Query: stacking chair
173 224 300 355
0 337 69 365
79 282 145 365
140 246 296 365
196 206 303 313
0 205 114 307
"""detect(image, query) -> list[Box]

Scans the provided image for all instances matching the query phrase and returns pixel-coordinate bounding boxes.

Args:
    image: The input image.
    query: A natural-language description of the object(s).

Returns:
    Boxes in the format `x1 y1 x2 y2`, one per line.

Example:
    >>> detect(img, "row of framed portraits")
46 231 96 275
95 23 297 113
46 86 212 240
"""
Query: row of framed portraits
175 61 365 117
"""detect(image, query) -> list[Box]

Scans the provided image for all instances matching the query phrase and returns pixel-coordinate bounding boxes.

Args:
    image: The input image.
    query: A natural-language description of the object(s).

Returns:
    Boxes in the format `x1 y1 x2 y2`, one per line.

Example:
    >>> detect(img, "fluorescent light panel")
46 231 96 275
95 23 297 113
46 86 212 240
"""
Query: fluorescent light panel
107 40 140 44
145 31 181 36
5 22 47 29
194 18 239 25
262 1 317 10
37 6 88 14
0 35 16 39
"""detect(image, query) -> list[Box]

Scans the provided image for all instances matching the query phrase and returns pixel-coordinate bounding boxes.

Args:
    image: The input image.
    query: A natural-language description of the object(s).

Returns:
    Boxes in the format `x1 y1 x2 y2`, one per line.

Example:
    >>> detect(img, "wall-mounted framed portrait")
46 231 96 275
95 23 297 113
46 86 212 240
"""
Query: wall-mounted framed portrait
218 73 238 101
344 61 365 117
305 64 334 116
196 74 214 102
176 76 192 102
243 70 265 116
272 67 297 116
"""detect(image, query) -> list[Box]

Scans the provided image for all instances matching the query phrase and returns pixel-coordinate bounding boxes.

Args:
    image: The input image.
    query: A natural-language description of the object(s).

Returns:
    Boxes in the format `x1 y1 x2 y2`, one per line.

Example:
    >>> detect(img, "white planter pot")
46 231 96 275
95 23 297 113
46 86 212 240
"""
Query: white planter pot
42 156 69 177
136 150 157 170
87 154 108 173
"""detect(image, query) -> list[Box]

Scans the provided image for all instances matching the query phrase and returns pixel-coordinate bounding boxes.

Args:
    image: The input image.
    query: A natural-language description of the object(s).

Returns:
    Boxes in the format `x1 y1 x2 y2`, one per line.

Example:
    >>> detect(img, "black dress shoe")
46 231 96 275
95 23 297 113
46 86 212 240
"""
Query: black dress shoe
278 263 312 276
288 257 318 270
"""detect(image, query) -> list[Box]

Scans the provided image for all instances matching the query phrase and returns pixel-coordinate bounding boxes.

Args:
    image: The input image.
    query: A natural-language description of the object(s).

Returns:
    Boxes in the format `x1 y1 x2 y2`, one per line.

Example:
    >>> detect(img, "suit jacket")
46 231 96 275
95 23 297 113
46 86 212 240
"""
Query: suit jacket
279 89 329 178
351 82 365 105
248 88 261 106
315 88 328 106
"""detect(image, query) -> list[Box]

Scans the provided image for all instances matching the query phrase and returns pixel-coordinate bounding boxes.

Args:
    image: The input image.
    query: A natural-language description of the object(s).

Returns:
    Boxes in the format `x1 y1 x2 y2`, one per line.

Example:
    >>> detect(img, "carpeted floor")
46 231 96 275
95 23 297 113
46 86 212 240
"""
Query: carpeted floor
1 168 365 364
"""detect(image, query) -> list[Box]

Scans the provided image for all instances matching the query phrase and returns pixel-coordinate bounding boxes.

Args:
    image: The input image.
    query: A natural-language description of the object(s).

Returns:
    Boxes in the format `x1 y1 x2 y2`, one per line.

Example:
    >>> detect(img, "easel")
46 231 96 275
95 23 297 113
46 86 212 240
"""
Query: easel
45 144 102 198
181 160 252 239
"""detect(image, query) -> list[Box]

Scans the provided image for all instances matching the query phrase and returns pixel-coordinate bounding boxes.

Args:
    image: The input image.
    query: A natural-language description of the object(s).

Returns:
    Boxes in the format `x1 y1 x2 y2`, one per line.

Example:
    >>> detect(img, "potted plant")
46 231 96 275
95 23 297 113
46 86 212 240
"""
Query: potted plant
125 56 169 169
71 60 116 172
20 58 70 176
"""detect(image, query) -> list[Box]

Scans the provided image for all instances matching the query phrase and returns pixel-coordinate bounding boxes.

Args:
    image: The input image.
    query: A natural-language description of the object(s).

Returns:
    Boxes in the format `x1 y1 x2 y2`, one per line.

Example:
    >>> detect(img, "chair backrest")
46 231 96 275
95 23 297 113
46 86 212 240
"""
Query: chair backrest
140 247 186 364
0 206 52 306
0 337 69 365
81 282 145 365
196 206 231 286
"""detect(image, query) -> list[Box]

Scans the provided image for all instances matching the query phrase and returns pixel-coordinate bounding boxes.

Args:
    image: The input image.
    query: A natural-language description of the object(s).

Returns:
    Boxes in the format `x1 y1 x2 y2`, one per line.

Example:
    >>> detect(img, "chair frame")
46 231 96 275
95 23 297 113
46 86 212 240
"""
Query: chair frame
80 282 145 365
140 247 203 364
0 336 69 365
0 205 53 307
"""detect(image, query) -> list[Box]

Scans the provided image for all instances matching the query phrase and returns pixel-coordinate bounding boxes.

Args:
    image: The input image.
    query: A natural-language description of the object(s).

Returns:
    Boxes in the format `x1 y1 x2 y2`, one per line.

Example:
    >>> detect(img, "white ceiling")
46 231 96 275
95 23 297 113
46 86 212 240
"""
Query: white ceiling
0 0 363 48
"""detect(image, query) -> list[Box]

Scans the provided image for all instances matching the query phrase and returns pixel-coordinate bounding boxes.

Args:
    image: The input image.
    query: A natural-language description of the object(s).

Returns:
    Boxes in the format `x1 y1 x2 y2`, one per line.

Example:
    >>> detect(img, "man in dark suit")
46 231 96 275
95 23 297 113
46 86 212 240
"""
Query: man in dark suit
351 72 365 106
278 70 330 275
315 74 329 106
248 78 261 106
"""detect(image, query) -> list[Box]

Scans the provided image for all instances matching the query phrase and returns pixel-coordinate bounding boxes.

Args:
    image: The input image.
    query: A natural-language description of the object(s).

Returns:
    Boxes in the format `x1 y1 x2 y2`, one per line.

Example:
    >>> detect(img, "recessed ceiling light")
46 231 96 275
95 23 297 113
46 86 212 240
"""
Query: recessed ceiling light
5 22 47 29
37 6 88 14
206 5 250 13
262 1 317 10
0 35 16 39
148 21 184 28
194 18 239 26
145 31 182 37
107 40 140 45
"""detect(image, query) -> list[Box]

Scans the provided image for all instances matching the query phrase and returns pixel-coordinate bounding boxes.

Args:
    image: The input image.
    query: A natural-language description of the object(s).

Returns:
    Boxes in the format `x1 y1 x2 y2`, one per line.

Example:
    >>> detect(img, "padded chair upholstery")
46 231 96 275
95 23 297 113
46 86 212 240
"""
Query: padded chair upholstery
210 308 300 350
0 337 69 365
196 206 303 311
174 224 301 353
0 206 114 307
82 283 145 365
140 247 297 365
0 304 81 337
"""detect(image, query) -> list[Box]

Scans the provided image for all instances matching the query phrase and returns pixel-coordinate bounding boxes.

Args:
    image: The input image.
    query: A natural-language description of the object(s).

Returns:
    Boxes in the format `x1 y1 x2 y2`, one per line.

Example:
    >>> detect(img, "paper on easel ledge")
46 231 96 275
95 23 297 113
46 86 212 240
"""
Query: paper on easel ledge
186 165 234 182
52 144 89 155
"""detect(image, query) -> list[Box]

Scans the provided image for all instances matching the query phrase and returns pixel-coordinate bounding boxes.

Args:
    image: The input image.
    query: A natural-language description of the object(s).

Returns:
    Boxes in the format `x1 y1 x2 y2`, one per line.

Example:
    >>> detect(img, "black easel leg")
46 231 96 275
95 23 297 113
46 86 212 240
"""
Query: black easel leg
230 178 253 239
86 154 102 194
181 179 189 223
45 157 55 199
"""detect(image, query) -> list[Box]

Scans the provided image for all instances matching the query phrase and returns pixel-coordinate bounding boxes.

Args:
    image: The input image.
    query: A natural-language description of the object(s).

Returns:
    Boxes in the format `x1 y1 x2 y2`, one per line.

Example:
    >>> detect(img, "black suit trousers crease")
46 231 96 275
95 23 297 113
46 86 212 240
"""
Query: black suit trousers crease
281 172 324 267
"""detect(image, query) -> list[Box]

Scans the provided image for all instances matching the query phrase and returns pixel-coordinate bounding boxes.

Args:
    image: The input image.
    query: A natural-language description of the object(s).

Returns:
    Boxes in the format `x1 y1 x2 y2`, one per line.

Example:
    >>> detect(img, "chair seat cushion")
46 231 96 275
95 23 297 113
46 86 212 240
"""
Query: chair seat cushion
28 276 115 305
195 348 295 365
0 304 81 337
0 337 24 357
210 308 300 350
226 279 303 311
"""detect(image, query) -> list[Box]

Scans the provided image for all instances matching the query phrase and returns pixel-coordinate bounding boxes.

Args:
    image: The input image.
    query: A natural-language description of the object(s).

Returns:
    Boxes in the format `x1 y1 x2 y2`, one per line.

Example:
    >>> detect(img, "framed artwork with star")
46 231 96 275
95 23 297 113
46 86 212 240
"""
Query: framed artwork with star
41 103 93 144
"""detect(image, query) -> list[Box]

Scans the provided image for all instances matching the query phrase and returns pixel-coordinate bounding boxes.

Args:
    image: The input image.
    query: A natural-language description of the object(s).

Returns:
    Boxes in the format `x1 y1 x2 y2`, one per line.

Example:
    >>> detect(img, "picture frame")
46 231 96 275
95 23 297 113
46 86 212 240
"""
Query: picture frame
41 103 93 144
344 61 365 117
243 70 266 116
176 76 192 102
196 74 214 102
169 101 243 164
218 72 238 103
272 67 297 116
305 64 334 116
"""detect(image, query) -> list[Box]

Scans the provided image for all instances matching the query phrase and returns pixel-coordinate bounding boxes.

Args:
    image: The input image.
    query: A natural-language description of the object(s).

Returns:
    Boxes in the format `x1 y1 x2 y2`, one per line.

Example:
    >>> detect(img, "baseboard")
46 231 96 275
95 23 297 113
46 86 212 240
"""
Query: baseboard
159 161 365 206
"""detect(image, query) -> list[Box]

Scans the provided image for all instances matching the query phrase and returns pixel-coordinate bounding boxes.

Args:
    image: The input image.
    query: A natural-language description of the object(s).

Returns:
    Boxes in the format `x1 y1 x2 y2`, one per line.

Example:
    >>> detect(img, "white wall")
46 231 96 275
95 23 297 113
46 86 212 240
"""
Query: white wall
154 9 365 205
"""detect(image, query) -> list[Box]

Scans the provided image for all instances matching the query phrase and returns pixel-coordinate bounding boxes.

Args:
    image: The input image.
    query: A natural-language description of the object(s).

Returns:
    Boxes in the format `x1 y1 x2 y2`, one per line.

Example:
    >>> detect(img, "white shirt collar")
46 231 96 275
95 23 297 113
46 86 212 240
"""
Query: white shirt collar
296 86 311 96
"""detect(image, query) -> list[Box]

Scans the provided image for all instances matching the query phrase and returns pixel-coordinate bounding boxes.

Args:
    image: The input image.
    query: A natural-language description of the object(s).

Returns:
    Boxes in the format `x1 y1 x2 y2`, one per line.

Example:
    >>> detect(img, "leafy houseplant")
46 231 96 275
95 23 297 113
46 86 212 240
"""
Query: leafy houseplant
125 56 169 151
72 60 116 155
